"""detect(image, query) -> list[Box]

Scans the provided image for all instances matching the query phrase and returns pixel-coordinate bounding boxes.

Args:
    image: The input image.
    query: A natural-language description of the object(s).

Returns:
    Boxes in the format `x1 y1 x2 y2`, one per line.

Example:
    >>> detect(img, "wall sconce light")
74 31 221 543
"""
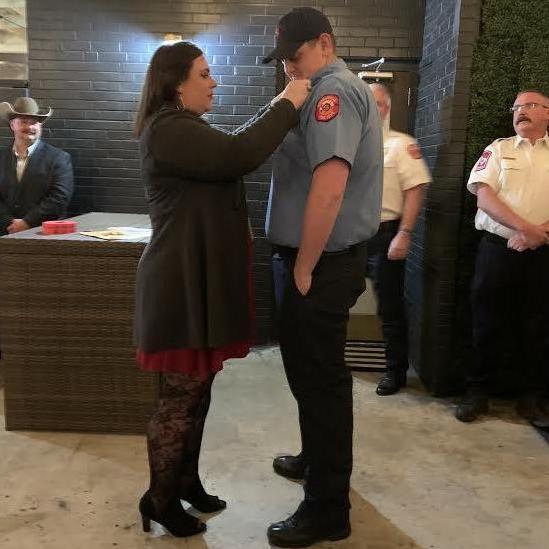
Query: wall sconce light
163 33 183 44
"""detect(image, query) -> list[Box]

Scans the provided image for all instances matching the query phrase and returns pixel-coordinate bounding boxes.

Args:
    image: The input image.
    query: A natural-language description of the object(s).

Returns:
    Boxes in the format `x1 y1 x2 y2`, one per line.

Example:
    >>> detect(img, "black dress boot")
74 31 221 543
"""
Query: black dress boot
455 388 489 422
376 370 407 396
267 502 350 548
139 492 206 537
181 480 227 513
273 453 306 480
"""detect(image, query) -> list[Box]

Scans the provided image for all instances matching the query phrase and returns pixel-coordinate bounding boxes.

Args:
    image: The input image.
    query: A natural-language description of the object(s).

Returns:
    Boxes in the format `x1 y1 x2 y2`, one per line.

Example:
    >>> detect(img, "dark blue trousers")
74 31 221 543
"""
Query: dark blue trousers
366 220 408 374
273 243 367 515
469 233 549 393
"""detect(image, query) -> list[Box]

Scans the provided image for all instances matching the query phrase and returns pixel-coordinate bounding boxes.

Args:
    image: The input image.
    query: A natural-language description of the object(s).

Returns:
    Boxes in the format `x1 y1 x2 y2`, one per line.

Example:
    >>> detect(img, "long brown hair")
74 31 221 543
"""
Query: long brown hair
134 41 203 137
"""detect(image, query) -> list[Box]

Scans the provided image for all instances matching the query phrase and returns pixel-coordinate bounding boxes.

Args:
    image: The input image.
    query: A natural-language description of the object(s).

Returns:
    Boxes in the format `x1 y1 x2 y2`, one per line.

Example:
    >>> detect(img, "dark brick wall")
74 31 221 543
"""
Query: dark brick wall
21 0 425 342
408 0 482 395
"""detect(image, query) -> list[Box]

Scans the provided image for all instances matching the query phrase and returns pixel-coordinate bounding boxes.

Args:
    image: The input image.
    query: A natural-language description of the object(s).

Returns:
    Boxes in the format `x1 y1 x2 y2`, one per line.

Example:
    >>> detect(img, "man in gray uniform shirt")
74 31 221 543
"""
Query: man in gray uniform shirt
263 7 383 547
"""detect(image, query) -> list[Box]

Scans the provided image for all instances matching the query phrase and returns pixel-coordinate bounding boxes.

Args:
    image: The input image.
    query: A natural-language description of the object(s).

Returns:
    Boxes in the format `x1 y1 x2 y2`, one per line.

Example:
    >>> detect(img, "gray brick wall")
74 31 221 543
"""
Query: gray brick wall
21 0 425 342
408 0 482 395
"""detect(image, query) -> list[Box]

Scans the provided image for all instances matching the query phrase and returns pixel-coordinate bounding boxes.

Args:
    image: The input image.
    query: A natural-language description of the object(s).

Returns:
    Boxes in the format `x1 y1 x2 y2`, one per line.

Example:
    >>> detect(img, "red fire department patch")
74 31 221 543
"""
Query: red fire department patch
407 143 422 159
474 150 492 171
315 94 339 122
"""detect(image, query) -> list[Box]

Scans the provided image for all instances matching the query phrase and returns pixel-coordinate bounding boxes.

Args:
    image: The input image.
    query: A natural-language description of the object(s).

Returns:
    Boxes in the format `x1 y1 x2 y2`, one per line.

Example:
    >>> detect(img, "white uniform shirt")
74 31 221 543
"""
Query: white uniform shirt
467 134 549 238
381 129 431 222
12 140 39 182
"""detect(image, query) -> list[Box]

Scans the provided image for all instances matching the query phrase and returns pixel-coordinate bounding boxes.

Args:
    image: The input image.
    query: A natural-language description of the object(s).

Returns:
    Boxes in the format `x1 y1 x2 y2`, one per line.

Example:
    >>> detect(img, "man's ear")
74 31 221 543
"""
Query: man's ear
319 33 333 54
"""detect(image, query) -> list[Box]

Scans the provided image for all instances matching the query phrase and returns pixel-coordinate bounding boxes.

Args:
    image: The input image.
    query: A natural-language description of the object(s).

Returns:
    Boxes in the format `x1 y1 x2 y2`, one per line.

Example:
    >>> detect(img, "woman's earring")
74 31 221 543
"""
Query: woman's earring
177 94 186 110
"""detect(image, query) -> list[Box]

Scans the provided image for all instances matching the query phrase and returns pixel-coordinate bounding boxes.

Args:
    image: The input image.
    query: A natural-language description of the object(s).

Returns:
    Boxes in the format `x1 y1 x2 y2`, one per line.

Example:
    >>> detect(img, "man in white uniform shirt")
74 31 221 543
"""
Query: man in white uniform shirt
368 84 431 395
456 89 549 423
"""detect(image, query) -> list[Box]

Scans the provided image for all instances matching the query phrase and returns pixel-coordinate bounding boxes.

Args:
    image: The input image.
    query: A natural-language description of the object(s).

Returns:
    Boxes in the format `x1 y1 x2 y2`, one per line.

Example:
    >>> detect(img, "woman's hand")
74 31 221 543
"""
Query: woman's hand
278 79 312 110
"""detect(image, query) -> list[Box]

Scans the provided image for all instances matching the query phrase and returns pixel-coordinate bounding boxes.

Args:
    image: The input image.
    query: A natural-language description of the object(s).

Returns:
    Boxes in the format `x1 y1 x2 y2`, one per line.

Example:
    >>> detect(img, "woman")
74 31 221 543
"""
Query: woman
133 41 309 538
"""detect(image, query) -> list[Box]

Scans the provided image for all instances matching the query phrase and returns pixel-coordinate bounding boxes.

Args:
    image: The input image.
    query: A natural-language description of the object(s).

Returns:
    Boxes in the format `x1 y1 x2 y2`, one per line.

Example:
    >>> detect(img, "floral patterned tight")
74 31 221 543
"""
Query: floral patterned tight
146 372 215 512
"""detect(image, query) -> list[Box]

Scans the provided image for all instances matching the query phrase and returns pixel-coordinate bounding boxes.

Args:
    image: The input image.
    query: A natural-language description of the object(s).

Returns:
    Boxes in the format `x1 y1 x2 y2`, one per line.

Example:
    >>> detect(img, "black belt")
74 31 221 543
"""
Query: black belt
273 241 367 258
376 219 400 234
483 231 549 253
483 231 507 246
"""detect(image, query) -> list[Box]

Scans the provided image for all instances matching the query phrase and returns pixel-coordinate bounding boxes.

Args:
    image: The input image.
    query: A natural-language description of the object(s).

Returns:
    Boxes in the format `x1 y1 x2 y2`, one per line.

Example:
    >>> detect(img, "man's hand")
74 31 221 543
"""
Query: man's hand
507 223 549 251
294 265 312 297
387 231 411 260
7 218 30 234
507 233 527 252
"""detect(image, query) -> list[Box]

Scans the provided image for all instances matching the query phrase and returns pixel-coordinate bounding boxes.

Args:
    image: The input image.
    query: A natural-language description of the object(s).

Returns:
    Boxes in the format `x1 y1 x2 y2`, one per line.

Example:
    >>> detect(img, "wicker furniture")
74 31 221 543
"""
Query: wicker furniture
0 212 158 433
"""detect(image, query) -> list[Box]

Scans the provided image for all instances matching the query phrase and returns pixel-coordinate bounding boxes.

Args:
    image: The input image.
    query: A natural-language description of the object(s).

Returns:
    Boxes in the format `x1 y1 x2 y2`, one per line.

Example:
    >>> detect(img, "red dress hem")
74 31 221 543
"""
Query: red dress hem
137 238 254 379
136 341 251 380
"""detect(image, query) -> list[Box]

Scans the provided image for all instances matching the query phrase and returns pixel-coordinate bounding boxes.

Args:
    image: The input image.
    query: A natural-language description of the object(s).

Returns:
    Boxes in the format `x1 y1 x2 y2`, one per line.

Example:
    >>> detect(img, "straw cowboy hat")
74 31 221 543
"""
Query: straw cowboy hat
0 97 53 122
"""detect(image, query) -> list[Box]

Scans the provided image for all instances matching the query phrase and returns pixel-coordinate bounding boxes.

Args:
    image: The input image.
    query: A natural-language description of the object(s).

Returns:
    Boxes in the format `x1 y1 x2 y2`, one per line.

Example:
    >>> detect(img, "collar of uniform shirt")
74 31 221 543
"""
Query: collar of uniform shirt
310 58 347 86
513 133 549 148
12 139 40 159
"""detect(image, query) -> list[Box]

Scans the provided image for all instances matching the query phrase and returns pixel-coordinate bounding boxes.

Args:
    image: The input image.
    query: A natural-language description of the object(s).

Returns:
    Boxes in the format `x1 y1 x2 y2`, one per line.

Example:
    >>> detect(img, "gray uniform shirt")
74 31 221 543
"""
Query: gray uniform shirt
266 58 383 252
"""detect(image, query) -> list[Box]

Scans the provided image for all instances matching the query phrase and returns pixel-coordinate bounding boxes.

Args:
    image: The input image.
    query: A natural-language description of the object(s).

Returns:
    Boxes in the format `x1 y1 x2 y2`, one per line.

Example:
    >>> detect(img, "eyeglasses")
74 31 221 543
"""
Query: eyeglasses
509 102 549 113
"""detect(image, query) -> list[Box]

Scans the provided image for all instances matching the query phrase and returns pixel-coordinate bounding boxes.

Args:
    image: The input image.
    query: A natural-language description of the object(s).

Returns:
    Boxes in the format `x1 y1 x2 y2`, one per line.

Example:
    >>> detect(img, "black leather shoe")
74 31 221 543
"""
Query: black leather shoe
376 371 406 396
455 390 489 422
273 454 306 480
267 503 350 548
530 395 549 428
516 393 543 421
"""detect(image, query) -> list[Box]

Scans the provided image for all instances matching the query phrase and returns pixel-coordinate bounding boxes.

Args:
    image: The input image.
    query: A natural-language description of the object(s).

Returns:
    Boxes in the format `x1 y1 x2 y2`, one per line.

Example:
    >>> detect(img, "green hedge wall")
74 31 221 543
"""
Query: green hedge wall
466 0 549 170
454 0 549 392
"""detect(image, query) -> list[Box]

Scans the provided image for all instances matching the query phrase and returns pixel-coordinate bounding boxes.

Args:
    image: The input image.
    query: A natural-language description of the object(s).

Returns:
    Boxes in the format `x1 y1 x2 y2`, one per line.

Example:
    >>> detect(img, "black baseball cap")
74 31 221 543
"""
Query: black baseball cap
262 7 333 64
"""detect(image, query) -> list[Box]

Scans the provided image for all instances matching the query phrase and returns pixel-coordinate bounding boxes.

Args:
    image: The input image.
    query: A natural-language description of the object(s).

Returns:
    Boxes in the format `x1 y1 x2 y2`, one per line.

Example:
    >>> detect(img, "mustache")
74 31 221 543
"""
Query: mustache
516 115 531 123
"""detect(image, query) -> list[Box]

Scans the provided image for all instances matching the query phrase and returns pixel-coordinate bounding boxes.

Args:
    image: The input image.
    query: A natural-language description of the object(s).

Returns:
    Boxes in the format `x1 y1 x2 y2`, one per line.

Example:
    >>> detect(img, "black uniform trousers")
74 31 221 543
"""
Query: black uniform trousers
274 243 367 515
469 232 549 392
366 219 408 373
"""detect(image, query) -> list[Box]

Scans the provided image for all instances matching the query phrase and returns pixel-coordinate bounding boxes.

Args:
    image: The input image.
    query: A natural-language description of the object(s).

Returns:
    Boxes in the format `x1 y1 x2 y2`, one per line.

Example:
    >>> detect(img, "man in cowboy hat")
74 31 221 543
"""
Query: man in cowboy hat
0 97 73 235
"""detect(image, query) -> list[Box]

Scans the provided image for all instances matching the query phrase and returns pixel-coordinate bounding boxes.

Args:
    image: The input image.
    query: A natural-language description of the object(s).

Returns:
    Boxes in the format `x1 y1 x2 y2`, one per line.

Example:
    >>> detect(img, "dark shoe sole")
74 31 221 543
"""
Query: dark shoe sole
141 513 207 537
455 403 489 423
268 525 351 547
376 385 404 396
455 413 478 423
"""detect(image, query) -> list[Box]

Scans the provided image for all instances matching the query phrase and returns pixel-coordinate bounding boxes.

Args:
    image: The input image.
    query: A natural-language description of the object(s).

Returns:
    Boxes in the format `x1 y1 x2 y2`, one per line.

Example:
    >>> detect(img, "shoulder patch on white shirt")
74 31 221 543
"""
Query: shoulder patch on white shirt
474 150 492 171
406 143 422 159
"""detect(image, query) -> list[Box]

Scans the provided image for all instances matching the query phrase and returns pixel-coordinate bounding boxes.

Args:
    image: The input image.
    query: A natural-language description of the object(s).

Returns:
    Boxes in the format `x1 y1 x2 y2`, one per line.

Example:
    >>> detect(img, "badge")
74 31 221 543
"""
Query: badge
407 143 422 159
315 94 339 122
474 150 492 171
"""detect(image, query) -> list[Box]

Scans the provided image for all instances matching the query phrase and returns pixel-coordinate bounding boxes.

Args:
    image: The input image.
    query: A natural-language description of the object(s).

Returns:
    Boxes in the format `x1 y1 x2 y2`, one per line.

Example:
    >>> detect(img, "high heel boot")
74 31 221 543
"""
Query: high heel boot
139 491 206 537
181 480 227 513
